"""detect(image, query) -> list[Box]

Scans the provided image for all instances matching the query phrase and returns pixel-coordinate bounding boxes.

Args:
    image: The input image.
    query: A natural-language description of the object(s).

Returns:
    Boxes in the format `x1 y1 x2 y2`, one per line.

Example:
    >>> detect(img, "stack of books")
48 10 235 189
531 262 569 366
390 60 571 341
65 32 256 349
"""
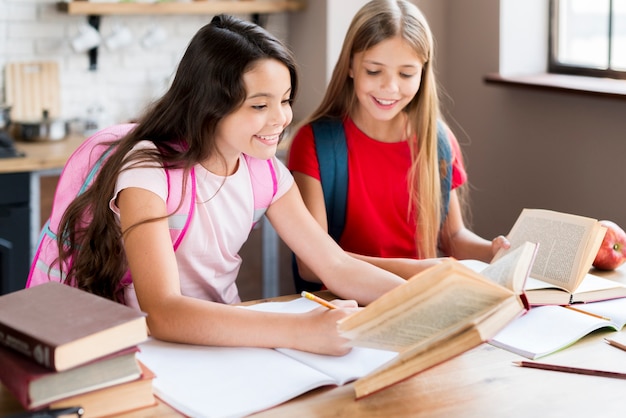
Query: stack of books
0 282 156 417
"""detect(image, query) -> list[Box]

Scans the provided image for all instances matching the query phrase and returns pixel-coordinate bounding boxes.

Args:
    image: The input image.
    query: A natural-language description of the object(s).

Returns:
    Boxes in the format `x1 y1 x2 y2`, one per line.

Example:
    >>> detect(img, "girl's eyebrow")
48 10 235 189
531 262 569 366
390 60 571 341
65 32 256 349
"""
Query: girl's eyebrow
248 87 292 100
363 59 421 69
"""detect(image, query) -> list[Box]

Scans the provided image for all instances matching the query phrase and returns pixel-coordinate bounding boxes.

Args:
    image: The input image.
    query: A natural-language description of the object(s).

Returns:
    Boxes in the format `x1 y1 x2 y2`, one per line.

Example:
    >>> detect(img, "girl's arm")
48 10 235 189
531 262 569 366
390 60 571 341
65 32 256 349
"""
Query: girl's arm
267 184 405 305
292 172 441 281
117 187 358 356
438 190 509 262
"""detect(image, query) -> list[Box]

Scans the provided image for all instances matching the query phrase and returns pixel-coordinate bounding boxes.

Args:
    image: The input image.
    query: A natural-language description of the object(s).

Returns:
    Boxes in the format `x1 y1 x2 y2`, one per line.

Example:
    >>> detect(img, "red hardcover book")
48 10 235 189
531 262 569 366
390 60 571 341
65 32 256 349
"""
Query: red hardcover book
0 345 142 410
0 282 147 371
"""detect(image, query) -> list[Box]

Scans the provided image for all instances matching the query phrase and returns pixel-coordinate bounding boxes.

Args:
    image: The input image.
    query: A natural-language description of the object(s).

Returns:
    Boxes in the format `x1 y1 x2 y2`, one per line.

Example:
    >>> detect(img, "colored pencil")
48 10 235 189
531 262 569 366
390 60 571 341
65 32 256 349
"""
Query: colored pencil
301 291 338 310
514 360 626 379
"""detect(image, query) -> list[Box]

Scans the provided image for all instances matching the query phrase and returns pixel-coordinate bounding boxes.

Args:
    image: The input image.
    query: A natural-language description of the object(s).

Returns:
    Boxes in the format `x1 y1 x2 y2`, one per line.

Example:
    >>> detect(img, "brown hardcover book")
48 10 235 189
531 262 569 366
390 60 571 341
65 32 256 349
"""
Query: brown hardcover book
0 282 147 371
50 361 156 418
338 242 537 399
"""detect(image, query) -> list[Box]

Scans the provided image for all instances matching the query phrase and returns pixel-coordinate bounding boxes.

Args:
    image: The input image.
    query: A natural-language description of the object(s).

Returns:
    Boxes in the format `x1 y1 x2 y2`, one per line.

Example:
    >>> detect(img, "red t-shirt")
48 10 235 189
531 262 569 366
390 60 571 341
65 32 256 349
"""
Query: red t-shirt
287 117 468 258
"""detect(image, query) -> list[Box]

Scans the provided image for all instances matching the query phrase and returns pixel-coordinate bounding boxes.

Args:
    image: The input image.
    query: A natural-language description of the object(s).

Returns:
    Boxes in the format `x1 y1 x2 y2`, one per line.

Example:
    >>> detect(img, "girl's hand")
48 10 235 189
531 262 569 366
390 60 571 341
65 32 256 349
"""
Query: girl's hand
297 299 360 356
491 235 511 256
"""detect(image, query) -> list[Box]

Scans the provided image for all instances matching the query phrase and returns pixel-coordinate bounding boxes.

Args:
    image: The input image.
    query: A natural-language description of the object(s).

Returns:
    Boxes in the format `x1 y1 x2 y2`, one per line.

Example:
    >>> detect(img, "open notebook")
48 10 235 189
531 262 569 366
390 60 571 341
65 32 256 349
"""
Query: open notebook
137 298 397 418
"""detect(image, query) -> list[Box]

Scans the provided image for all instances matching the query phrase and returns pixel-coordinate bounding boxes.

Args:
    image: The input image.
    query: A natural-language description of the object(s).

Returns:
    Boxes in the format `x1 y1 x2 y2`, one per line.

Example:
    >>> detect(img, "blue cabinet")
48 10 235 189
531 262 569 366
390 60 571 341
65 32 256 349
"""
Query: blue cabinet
0 172 30 294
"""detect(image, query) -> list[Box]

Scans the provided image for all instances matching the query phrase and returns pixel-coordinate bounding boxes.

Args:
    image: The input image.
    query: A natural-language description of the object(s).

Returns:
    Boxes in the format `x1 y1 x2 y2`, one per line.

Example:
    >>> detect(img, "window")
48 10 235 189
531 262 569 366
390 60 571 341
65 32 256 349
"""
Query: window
550 0 626 79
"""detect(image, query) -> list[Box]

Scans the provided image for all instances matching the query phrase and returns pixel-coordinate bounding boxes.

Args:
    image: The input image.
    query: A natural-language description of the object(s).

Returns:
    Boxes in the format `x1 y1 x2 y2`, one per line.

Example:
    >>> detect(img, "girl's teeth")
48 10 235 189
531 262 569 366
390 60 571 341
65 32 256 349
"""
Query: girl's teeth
376 98 395 105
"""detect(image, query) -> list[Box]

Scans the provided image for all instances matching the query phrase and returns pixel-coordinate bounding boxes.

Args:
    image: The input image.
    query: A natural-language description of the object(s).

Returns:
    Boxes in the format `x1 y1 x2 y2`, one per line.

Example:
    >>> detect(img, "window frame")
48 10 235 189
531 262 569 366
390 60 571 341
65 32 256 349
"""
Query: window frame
548 0 626 80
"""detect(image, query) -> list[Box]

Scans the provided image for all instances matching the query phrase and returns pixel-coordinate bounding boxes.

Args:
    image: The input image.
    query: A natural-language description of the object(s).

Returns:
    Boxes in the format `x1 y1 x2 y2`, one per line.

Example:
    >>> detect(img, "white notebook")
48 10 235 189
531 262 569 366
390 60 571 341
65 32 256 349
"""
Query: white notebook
137 298 397 418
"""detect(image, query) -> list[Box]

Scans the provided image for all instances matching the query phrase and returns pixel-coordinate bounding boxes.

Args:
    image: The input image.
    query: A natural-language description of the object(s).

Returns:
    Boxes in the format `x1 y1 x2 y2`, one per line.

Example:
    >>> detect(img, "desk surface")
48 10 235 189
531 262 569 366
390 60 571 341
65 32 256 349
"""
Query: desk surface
2 266 626 417
0 134 85 174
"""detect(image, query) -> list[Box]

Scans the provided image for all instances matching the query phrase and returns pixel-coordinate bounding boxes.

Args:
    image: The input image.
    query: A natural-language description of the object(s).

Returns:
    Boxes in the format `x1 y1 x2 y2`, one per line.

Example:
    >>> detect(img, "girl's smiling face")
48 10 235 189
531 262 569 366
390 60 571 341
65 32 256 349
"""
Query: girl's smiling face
350 36 424 125
211 58 293 174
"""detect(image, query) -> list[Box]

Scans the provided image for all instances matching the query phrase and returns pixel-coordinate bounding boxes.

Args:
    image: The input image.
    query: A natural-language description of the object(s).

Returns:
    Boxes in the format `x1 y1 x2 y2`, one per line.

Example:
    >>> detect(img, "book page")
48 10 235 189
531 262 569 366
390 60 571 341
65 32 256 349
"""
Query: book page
339 271 510 352
244 298 398 384
137 299 401 418
138 339 338 418
571 297 626 328
276 347 397 385
490 305 620 359
497 209 602 292
479 241 537 293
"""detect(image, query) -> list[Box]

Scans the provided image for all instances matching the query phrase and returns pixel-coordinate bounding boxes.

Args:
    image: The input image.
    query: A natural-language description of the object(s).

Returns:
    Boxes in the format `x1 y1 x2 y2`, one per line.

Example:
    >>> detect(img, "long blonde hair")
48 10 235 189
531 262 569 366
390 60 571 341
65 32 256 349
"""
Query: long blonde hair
299 0 442 258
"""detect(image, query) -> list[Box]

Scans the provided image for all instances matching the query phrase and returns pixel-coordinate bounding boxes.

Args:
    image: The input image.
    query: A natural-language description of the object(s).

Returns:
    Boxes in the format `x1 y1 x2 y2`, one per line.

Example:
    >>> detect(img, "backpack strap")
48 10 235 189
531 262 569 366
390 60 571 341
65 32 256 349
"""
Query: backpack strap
244 154 278 229
436 119 453 222
291 119 347 293
165 167 196 250
311 118 348 243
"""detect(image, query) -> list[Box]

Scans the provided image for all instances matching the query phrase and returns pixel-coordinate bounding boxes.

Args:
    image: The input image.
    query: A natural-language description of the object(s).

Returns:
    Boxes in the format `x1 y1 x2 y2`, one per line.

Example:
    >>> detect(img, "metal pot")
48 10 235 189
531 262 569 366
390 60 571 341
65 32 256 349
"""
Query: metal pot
11 110 68 142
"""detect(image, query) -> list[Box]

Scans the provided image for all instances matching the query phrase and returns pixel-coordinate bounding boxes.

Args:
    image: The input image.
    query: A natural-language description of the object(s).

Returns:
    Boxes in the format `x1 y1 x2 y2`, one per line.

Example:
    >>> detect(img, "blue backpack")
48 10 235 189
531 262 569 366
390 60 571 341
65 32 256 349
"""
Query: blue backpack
293 118 453 292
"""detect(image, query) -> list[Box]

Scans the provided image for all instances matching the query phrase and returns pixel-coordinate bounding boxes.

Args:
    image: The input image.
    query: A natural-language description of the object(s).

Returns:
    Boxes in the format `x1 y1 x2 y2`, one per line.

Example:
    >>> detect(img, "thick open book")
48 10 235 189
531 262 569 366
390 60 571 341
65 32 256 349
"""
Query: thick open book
493 208 626 305
337 242 537 399
136 298 398 418
490 297 626 359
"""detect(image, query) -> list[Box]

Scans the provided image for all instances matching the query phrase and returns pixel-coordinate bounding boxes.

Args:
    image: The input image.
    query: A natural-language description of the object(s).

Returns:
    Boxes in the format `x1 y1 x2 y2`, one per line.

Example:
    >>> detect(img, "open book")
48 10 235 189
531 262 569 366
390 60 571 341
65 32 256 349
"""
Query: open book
137 298 398 418
493 208 626 305
337 242 537 399
490 297 626 359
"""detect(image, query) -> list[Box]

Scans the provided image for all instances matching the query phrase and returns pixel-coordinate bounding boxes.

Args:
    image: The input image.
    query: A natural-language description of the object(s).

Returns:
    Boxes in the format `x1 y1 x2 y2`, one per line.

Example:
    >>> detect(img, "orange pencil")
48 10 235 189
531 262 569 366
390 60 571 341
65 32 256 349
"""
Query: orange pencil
301 291 338 310
563 305 611 321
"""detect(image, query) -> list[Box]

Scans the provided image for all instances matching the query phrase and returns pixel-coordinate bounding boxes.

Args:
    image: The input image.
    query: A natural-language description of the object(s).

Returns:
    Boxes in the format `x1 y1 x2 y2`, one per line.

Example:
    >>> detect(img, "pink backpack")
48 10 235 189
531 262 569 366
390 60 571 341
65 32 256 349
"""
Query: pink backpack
26 123 277 289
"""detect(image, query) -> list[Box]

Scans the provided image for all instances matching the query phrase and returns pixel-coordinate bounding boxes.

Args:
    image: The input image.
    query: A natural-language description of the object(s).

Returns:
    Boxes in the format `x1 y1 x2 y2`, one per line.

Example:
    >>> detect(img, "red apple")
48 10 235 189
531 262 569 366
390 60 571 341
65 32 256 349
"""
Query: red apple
593 220 626 270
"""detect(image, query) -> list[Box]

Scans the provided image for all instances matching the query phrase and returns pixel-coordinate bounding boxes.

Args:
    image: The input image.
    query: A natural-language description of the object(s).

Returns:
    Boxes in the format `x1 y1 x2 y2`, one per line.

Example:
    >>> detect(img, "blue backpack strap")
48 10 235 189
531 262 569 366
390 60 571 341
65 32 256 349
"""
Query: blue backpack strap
436 119 453 222
292 119 347 293
311 118 348 242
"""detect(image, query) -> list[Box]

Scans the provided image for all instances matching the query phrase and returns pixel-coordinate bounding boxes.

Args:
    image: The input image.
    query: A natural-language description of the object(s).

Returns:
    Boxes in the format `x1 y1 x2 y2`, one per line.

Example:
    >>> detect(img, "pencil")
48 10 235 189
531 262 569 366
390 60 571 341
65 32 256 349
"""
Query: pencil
513 360 626 379
301 291 338 310
563 305 611 321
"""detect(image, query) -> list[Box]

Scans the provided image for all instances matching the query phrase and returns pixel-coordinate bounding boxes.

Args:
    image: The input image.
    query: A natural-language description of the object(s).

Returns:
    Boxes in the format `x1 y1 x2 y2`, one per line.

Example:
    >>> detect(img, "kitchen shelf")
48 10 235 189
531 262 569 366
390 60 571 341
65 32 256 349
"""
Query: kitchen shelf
57 0 306 16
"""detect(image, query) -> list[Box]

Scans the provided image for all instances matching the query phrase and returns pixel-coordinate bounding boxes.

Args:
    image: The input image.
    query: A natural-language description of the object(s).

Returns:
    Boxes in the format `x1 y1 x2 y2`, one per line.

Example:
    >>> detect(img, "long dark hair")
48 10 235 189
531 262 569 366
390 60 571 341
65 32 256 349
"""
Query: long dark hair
56 15 299 301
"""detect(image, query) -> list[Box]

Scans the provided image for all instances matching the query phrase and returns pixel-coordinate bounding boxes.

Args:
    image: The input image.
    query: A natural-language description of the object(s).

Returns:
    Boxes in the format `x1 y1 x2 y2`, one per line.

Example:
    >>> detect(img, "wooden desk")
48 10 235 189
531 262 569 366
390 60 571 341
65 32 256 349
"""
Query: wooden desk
2 266 626 417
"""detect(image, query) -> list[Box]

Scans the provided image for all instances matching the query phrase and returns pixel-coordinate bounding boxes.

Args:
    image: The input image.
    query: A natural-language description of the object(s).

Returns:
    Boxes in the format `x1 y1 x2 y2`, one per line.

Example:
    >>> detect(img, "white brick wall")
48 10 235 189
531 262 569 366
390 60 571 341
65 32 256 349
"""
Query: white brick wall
0 0 289 127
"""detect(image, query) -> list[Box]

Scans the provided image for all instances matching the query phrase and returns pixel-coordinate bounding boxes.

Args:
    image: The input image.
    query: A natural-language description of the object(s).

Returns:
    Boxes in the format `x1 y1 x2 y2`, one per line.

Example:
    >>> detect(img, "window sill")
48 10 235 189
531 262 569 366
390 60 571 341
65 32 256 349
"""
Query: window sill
484 73 626 100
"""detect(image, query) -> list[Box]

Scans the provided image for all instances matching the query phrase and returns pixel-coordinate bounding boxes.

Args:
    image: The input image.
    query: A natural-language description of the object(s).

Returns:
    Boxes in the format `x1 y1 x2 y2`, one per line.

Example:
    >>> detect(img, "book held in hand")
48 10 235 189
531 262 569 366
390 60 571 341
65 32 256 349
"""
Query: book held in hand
493 208 626 305
337 242 537 399
0 345 142 410
0 282 148 371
